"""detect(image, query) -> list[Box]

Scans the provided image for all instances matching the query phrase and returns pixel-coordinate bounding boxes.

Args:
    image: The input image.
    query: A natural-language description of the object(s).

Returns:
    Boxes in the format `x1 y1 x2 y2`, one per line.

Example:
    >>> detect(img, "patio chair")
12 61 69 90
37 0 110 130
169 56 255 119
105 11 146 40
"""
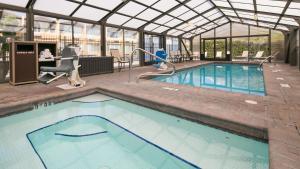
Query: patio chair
234 51 248 60
253 51 265 59
168 51 176 63
39 45 86 87
216 51 223 58
110 49 130 72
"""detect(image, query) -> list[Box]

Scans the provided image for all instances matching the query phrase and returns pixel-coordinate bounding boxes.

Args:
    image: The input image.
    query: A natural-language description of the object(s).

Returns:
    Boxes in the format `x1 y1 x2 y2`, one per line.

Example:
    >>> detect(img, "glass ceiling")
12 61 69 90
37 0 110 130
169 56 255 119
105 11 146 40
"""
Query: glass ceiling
0 0 299 38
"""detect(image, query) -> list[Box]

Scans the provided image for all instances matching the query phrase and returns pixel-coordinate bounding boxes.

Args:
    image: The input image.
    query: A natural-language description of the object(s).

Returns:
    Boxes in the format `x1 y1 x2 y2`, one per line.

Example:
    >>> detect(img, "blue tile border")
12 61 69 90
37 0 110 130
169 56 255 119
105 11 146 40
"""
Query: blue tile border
26 115 201 169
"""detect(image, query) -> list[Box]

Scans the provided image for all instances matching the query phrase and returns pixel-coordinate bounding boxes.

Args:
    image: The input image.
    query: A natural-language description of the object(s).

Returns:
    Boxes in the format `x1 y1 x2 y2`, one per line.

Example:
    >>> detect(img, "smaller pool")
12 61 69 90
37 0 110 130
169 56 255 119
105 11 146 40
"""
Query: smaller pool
154 64 265 96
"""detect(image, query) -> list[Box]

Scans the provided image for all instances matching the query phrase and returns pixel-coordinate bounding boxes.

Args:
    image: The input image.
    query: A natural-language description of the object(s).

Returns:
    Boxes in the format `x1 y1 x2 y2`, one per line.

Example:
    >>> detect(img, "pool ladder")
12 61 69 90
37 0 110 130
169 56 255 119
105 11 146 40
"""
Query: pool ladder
128 48 176 82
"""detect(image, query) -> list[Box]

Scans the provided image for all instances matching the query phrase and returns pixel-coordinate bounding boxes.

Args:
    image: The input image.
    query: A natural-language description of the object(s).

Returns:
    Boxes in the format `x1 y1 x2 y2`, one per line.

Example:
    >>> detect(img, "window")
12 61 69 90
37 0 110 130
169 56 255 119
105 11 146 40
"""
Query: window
73 22 101 56
106 27 123 56
124 30 139 66
0 9 26 83
34 15 72 55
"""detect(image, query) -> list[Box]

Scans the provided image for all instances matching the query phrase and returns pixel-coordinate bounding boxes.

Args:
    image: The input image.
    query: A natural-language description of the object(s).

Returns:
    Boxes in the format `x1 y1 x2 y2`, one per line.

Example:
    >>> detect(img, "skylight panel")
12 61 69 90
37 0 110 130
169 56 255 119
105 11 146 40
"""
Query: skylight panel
86 0 123 10
276 25 289 31
230 0 254 10
135 0 158 6
203 9 223 20
285 2 300 17
123 19 146 29
178 11 197 20
194 1 214 13
237 11 254 19
258 22 275 28
165 19 182 27
194 18 209 26
152 0 179 12
202 22 216 30
177 23 190 30
256 0 286 7
152 26 169 33
183 33 194 38
118 1 146 17
242 19 257 25
186 0 206 8
107 14 131 25
34 0 79 15
155 15 174 24
169 6 189 17
194 28 205 34
279 17 299 26
168 29 180 35
0 0 28 7
213 0 231 8
136 8 162 21
169 30 185 36
144 23 160 31
215 17 228 25
73 6 108 21
256 5 284 14
221 9 237 17
229 17 240 22
257 14 279 23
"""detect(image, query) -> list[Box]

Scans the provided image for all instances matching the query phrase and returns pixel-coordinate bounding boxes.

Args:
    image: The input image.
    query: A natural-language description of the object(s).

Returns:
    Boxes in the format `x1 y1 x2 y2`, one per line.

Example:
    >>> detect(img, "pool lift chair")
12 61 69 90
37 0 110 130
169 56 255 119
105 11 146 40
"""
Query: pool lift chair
38 45 86 87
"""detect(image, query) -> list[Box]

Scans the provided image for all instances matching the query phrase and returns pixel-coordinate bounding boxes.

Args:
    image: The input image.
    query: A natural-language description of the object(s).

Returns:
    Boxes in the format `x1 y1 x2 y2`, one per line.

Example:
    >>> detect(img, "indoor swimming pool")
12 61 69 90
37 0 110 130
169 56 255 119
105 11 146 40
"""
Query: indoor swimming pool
154 63 266 96
0 94 269 169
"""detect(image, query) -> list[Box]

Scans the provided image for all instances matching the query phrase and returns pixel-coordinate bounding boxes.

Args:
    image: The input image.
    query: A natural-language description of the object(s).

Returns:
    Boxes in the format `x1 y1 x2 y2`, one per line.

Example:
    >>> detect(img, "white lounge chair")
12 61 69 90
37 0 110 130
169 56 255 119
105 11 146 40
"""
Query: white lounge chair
253 51 264 59
233 51 248 61
216 51 223 58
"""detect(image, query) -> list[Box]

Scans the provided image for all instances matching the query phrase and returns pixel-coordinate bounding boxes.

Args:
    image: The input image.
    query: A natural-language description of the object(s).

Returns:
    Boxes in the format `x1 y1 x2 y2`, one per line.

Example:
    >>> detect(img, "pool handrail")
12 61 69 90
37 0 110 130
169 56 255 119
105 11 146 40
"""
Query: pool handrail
259 52 279 68
128 48 176 82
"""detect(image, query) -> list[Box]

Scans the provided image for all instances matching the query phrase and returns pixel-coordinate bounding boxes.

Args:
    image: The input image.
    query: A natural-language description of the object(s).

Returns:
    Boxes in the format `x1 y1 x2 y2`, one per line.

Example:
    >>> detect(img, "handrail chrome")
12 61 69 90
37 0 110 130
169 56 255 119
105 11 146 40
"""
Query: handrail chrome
128 48 176 82
259 56 273 68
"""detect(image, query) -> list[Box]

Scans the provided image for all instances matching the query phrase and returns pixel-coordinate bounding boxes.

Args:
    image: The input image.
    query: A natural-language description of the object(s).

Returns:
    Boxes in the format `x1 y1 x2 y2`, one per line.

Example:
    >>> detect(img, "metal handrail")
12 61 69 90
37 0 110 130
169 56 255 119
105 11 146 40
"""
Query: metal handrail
128 48 176 82
259 55 273 68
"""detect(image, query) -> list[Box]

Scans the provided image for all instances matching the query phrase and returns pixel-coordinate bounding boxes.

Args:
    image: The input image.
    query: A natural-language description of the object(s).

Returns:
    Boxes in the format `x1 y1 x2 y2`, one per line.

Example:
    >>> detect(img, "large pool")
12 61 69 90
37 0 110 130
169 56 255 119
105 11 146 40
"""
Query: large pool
154 63 266 96
0 94 269 169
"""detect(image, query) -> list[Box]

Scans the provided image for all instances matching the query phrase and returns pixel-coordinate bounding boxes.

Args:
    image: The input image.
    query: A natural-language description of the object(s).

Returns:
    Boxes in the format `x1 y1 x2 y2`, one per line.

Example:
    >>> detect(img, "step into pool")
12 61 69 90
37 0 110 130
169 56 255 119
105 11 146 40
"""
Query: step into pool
153 63 266 96
0 94 269 169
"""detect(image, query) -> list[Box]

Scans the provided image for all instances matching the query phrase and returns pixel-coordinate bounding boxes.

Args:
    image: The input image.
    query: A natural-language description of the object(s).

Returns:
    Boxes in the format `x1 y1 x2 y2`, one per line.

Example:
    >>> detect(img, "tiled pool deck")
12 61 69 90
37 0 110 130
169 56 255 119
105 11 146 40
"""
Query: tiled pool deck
0 61 299 169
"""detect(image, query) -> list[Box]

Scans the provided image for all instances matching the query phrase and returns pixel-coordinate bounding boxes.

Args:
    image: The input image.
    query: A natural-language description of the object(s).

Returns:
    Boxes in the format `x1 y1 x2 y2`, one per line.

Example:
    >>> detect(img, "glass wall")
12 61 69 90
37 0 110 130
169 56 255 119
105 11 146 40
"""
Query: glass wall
192 36 200 55
124 30 139 66
73 22 101 56
0 9 26 83
34 15 72 55
271 30 284 60
144 34 160 64
249 36 268 58
204 39 214 59
181 38 191 55
106 27 123 56
166 37 179 54
232 37 249 60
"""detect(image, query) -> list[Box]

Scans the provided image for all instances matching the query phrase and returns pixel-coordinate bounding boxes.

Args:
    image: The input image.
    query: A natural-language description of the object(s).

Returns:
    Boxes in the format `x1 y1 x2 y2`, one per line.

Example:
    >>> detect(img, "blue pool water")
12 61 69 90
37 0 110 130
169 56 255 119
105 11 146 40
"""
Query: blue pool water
0 94 269 169
154 64 266 96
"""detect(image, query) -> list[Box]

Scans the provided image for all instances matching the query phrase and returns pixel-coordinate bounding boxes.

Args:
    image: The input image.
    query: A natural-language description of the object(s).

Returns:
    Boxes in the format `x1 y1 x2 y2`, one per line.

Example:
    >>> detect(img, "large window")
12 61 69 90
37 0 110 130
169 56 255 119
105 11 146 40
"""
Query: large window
166 37 179 54
106 27 139 67
0 9 26 83
106 27 123 56
124 30 139 66
271 30 284 60
232 37 249 61
73 22 101 56
144 34 160 64
34 15 72 55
